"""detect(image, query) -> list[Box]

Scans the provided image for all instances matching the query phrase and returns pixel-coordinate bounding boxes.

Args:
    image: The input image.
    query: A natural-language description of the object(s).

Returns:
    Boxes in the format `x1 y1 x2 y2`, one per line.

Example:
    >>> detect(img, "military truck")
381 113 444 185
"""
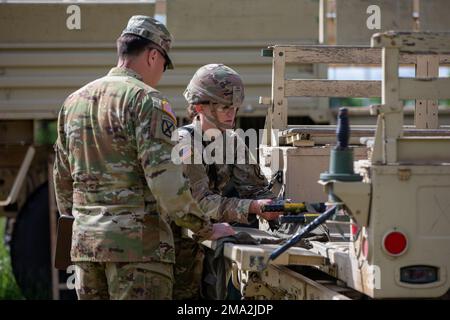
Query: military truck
216 31 450 299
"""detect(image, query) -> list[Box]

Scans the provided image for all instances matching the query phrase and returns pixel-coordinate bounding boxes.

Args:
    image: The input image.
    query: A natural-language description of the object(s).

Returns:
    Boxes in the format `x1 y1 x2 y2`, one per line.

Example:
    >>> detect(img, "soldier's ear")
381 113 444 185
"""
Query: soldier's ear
146 49 158 67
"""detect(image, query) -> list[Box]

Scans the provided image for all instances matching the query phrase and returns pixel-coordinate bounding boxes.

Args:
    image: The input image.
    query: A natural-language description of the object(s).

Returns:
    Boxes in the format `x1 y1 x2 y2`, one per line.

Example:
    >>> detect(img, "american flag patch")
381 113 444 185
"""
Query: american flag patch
161 99 177 124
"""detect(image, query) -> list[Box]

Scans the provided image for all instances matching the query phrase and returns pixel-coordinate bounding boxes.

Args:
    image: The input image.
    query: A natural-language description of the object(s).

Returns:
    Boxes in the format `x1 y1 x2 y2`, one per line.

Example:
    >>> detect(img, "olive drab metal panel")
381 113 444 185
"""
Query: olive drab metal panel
0 3 155 43
0 3 155 120
419 0 450 32
161 0 328 121
166 0 319 42
0 1 325 121
165 0 325 121
335 0 414 45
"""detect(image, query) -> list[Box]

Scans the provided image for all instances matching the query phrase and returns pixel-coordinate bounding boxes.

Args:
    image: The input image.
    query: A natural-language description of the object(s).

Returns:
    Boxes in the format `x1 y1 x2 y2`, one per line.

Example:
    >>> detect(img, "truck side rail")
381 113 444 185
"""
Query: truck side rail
263 33 450 146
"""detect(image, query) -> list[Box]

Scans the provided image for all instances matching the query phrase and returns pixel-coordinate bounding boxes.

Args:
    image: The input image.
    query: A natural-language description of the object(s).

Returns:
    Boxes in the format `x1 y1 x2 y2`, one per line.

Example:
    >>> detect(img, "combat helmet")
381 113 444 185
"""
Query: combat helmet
184 64 244 129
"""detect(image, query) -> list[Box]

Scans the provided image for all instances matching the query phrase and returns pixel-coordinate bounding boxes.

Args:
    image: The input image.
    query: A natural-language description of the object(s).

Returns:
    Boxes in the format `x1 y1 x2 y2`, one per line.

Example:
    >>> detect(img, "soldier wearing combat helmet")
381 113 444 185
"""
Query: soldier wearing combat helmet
53 17 233 300
172 64 282 299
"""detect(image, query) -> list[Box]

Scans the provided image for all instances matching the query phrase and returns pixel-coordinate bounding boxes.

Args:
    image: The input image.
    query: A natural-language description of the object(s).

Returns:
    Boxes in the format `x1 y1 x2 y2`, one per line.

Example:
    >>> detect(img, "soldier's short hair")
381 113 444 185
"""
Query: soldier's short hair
116 34 154 59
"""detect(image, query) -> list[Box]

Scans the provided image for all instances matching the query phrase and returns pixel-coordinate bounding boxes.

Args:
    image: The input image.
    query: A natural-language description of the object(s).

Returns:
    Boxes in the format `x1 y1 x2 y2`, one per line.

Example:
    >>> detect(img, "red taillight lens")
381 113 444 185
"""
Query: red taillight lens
383 231 408 256
351 223 359 236
362 237 369 258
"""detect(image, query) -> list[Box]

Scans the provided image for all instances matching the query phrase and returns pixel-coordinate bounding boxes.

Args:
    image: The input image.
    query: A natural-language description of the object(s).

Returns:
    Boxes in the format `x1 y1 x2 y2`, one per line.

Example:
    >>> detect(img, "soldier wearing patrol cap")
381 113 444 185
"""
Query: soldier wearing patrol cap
172 64 283 299
53 17 234 300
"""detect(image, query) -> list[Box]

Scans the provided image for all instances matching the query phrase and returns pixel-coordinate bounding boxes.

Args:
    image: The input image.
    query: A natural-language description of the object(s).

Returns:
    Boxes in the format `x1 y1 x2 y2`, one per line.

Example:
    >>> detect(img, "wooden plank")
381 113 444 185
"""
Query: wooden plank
271 46 288 140
281 45 450 65
415 55 439 129
286 46 380 64
336 0 413 45
381 47 402 164
285 80 381 98
399 78 450 100
372 31 450 53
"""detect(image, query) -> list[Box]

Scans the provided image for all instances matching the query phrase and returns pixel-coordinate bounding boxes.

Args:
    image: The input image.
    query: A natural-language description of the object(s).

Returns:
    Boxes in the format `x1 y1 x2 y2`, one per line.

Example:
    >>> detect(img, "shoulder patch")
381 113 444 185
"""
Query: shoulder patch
148 107 178 145
146 92 177 125
161 114 176 139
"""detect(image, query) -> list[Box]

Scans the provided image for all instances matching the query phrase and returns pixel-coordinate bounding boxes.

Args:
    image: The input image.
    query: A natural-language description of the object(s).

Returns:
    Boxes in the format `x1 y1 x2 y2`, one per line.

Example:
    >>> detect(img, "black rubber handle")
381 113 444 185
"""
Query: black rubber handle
336 108 349 149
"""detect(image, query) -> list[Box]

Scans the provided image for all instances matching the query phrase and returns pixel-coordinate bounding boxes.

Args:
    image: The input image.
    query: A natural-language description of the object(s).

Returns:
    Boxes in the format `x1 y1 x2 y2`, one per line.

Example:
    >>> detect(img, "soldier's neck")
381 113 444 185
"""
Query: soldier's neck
116 59 151 86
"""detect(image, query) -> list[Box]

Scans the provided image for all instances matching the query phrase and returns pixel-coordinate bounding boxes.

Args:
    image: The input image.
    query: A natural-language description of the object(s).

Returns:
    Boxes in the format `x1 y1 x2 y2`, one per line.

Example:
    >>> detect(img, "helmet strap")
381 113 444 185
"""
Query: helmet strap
203 103 234 131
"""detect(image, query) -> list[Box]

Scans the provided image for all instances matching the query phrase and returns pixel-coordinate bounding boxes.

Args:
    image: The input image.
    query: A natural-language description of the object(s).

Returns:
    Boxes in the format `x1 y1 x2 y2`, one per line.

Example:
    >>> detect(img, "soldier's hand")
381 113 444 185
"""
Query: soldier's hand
209 222 236 240
250 199 283 221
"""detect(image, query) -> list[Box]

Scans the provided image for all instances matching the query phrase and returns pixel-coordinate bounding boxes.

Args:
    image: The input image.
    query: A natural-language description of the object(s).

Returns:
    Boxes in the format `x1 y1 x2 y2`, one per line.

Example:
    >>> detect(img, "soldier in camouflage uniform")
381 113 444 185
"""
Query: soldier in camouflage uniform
172 64 282 299
53 17 234 300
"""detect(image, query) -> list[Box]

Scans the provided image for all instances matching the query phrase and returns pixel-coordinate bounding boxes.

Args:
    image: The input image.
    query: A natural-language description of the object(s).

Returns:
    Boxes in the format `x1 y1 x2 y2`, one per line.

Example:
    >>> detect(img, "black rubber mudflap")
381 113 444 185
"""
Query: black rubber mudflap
10 182 52 299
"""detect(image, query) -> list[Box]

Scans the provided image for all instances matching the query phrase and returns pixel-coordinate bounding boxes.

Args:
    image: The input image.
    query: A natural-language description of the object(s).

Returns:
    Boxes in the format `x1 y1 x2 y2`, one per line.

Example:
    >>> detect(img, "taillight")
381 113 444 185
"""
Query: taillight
383 230 408 256
351 223 369 258
400 266 439 284
351 223 359 237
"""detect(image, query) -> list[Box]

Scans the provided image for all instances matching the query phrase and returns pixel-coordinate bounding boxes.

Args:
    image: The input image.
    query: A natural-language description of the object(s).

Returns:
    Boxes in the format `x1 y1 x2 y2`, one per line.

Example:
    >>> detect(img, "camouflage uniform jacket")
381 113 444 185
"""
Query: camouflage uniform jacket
53 67 212 263
178 119 275 224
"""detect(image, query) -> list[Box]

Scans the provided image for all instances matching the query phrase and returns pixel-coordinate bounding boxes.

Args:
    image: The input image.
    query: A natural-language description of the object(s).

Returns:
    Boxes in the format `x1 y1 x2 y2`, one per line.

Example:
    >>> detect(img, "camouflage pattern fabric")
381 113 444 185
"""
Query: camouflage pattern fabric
53 67 213 264
74 261 173 300
172 226 204 300
180 120 274 224
172 119 275 300
121 15 174 69
183 64 244 107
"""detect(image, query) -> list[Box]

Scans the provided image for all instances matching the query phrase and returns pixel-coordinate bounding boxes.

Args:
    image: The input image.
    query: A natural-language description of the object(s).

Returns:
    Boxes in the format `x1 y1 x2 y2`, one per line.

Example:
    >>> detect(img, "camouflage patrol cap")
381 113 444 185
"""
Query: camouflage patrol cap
184 64 245 107
122 15 174 69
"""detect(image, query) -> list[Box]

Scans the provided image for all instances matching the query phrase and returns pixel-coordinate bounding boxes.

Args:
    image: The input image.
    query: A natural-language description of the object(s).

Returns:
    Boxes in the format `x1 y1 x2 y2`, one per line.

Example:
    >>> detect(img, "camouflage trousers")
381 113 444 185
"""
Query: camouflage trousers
74 261 173 300
173 237 204 300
